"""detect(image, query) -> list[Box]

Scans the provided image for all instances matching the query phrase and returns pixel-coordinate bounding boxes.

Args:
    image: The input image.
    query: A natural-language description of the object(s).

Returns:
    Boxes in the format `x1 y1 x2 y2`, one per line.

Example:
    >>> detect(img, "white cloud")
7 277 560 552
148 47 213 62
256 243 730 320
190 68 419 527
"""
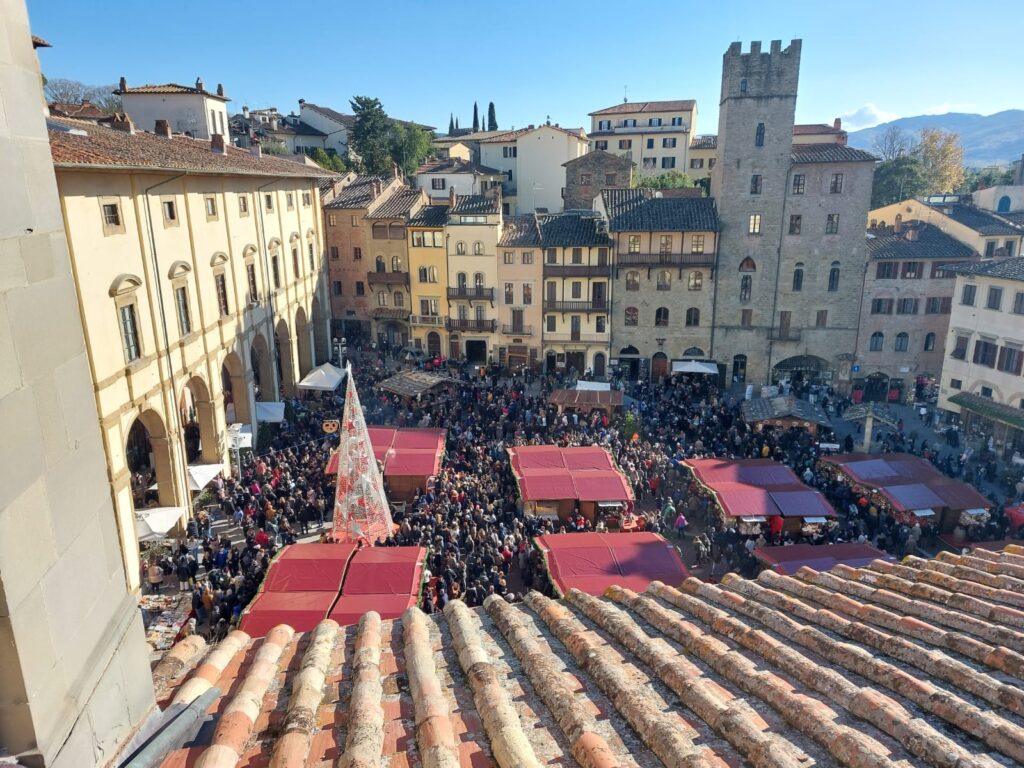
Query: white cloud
840 103 900 131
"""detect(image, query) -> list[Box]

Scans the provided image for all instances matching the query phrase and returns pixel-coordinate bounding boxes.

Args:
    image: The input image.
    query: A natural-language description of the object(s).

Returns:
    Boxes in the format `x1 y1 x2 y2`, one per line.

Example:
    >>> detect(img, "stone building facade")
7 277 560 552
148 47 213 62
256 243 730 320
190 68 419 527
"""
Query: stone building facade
562 151 634 211
599 189 720 381
855 220 977 400
709 39 876 391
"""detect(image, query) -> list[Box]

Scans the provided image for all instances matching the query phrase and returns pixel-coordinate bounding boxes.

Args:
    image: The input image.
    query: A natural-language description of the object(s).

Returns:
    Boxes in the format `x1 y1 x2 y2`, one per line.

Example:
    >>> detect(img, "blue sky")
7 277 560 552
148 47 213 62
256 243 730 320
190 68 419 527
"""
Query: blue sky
28 0 1022 134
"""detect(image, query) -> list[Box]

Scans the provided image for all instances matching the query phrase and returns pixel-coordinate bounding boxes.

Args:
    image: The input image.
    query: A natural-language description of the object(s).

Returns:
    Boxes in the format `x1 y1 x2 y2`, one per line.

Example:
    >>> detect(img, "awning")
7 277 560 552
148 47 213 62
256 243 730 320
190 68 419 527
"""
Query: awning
576 381 611 391
135 506 186 541
297 363 346 391
740 515 767 523
948 391 1024 431
227 423 253 449
597 501 624 508
965 508 989 516
255 401 285 422
672 361 718 375
802 516 828 524
187 463 223 491
913 508 937 518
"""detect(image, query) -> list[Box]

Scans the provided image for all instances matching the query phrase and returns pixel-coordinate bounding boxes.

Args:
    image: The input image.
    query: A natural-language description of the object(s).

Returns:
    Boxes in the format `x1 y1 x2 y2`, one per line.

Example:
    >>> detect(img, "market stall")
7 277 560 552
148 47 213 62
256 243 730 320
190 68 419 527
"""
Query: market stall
260 542 357 593
296 362 346 392
139 593 193 655
548 388 623 416
326 427 446 502
683 458 837 536
740 395 831 438
329 546 427 625
378 369 458 400
817 453 991 537
508 445 634 524
753 542 894 575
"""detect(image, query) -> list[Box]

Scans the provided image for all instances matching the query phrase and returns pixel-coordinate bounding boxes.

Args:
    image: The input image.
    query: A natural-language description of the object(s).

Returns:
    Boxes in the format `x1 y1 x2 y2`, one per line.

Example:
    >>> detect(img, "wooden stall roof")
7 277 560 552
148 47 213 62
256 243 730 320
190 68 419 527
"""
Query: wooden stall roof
548 388 624 408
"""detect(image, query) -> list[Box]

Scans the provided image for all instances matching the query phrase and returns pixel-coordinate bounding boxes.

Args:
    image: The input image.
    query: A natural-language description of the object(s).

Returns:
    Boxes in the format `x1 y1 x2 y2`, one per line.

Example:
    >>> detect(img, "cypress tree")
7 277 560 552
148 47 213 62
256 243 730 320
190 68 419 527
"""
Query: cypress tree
472 102 479 132
487 102 497 131
448 113 454 135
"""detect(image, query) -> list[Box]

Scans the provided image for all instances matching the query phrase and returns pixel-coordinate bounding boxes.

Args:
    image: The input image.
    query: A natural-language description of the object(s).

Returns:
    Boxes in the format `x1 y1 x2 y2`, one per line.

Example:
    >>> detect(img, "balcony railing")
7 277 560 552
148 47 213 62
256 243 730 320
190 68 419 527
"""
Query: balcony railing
447 287 495 301
446 318 497 333
543 300 608 312
367 270 409 285
767 328 802 342
544 331 609 344
542 264 611 278
409 315 444 326
501 324 533 336
615 252 715 267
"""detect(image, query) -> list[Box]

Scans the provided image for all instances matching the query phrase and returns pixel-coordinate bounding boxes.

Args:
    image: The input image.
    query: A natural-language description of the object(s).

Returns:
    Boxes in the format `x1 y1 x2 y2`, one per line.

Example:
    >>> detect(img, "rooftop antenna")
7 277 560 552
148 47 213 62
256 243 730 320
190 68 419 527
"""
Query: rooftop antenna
623 85 628 103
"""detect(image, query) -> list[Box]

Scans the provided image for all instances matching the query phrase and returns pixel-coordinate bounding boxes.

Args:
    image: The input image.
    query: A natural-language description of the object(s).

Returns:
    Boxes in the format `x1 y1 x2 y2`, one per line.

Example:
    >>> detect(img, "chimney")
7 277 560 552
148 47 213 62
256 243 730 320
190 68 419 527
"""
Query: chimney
904 227 919 242
449 187 457 208
195 76 204 92
155 119 171 138
242 105 250 119
392 161 401 180
211 133 226 154
216 83 224 97
269 116 278 130
298 98 305 106
118 76 127 92
372 179 383 197
893 216 903 234
81 98 92 107
110 113 135 134
833 118 842 131
250 137 262 158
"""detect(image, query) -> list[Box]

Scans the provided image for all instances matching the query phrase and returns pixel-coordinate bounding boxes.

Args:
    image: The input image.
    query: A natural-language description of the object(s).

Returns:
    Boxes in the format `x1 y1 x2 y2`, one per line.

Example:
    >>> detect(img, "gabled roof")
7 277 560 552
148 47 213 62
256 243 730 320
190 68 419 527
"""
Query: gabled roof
478 125 586 144
690 135 717 149
791 144 878 164
366 187 423 219
590 99 696 116
793 123 844 136
450 194 500 215
538 212 612 246
47 117 333 178
115 83 229 102
499 214 542 246
324 175 388 209
415 157 503 176
408 204 448 228
267 121 326 137
866 223 975 260
49 101 106 119
601 188 720 232
562 149 635 169
954 258 1024 283
153 546 1024 768
924 201 1024 236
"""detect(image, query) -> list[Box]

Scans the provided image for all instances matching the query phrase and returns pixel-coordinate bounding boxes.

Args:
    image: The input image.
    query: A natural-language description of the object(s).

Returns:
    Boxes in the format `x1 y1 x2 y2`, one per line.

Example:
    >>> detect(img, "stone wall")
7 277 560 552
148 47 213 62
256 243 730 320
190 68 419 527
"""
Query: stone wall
563 152 634 211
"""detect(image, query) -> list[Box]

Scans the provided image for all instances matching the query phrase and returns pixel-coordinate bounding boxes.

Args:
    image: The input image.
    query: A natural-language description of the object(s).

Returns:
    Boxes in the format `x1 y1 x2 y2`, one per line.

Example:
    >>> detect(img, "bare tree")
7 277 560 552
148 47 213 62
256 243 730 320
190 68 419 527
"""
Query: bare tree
872 125 912 161
85 85 122 114
44 77 87 104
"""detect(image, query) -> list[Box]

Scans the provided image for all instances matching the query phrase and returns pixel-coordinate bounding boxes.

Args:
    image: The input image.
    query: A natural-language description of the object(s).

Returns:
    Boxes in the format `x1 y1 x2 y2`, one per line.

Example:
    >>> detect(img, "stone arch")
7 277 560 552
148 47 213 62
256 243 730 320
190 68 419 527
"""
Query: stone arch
167 260 192 279
180 374 218 464
275 316 296 397
651 351 669 381
125 408 176 509
221 350 252 426
250 331 274 400
311 294 329 364
295 305 313 377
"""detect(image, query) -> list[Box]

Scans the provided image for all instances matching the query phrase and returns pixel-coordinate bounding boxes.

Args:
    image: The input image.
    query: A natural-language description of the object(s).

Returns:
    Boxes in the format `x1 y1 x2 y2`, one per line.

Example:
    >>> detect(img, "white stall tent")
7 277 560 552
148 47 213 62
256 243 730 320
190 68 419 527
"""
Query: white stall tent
187 463 223 491
135 506 187 542
255 402 286 422
297 363 347 392
672 361 718 375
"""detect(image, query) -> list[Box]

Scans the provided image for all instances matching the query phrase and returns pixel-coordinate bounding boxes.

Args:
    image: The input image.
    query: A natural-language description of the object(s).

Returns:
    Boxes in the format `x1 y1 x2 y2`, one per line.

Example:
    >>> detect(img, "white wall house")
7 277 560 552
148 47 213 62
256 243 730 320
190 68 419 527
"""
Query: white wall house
116 76 230 139
298 100 352 156
413 157 504 201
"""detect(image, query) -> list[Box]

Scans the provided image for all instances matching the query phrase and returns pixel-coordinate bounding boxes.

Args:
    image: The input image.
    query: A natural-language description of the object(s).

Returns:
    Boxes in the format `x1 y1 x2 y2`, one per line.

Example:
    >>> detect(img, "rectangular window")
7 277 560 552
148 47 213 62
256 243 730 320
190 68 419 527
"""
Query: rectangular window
504 283 514 304
748 214 761 235
102 202 121 227
175 286 191 335
579 173 592 185
504 251 514 264
690 235 705 254
332 280 342 296
618 139 632 150
264 194 274 212
662 137 676 148
962 284 976 305
925 296 952 314
502 146 517 158
642 158 657 170
791 174 805 195
661 157 676 169
690 159 704 169
355 281 364 296
816 310 828 327
119 303 140 362
930 262 955 278
605 174 617 186
659 235 672 255
353 247 362 260
788 215 801 235
875 262 898 279
522 284 532 305
623 119 636 127
330 246 339 260
826 214 840 234
740 309 752 328
1013 292 1024 315
595 140 607 151
1007 241 1016 257
896 298 919 315
598 120 611 130
205 197 217 217
871 298 894 315
572 247 583 264
327 213 335 226
546 248 558 264
830 173 844 193
998 346 1024 375
546 315 556 332
571 281 582 299
950 378 962 390
215 273 229 316
308 242 315 271
162 200 177 222
522 251 534 265
973 339 998 368
351 215 358 226
412 231 424 247
951 335 969 360
987 286 1003 310
431 178 446 190
302 192 311 207
645 139 654 149
246 263 258 302
596 315 606 333
985 241 996 257
750 175 762 194
432 231 444 247
628 235 641 253
649 118 662 127
901 261 923 279
272 256 281 289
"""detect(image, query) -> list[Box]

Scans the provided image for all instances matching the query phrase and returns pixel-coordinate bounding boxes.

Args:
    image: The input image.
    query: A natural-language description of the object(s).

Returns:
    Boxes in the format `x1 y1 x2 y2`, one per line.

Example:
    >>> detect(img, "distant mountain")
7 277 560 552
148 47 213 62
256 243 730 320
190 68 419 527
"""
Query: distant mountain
848 110 1024 168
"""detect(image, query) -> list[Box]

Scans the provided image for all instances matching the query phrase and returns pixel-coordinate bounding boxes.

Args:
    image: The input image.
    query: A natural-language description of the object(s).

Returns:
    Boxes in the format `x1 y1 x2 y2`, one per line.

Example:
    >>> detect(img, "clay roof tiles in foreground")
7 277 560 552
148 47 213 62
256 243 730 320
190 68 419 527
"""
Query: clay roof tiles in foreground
47 117 333 178
156 545 1024 768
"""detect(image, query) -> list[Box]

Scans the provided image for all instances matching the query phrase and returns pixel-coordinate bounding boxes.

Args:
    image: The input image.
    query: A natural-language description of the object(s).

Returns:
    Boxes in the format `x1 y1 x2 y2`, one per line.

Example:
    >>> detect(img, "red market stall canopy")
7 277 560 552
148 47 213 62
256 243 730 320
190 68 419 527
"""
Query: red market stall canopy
261 543 356 593
753 542 895 575
326 427 446 478
535 532 689 596
508 446 634 504
329 594 420 627
239 591 336 637
340 546 426 596
684 458 836 520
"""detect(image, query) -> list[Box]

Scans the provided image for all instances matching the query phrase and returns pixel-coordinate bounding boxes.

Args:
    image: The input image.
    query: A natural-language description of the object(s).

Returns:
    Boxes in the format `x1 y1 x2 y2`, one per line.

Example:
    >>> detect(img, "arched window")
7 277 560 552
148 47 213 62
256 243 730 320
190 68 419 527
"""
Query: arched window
739 257 756 272
740 275 752 303
685 307 700 326
457 272 467 289
428 266 438 283
755 122 765 147
688 271 703 290
371 222 388 240
828 261 840 292
456 241 466 255
624 306 638 326
473 272 484 288
657 270 671 290
792 263 804 292
473 241 484 255
924 332 936 351
418 266 428 282
895 332 909 352
626 271 640 291
655 307 669 327
869 332 884 351
375 255 385 272
391 255 401 272
998 196 1012 213
393 291 404 307
377 291 388 307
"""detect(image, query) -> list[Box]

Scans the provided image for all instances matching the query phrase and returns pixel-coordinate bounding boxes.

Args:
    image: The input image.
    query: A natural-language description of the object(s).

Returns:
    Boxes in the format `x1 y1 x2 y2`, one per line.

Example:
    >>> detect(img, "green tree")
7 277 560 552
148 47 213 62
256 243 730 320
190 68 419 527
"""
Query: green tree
448 113 455 135
916 128 965 194
487 102 497 131
350 95 393 176
472 102 479 132
391 122 434 177
633 170 695 189
310 147 347 173
870 155 927 208
961 166 1015 192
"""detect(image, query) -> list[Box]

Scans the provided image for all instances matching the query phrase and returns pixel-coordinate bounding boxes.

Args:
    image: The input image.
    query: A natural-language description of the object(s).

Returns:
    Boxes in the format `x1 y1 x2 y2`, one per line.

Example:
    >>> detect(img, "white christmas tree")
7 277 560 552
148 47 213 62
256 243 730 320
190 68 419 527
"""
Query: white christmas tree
332 364 394 542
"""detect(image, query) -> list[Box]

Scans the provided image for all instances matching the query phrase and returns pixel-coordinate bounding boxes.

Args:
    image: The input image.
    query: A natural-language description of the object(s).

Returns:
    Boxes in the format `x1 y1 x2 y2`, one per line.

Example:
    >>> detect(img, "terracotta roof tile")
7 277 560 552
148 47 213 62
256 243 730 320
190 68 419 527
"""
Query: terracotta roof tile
924 201 1024 236
791 144 878 164
867 223 975 259
116 82 229 102
450 194 499 215
590 100 696 116
155 548 1024 768
602 188 720 233
366 187 423 219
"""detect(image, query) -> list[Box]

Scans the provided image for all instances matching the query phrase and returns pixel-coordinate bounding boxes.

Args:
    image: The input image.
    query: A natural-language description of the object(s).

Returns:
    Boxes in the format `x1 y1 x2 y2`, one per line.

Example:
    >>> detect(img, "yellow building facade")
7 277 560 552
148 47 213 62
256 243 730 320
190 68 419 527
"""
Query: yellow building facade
445 194 502 362
407 204 450 356
50 117 330 589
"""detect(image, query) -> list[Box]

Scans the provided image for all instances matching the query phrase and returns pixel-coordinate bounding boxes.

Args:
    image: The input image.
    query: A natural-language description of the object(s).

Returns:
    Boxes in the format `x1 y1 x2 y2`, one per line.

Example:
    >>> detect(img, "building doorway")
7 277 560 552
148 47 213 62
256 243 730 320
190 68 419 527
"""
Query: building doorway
591 282 606 309
465 339 487 363
651 352 669 381
427 331 441 356
593 352 606 378
566 351 585 374
618 345 640 380
732 354 747 383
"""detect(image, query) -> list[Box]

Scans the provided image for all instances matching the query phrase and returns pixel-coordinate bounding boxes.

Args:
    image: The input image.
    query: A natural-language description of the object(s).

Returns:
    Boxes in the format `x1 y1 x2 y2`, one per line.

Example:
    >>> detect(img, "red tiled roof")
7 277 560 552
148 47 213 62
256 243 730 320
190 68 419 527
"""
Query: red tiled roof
116 83 229 102
590 99 696 115
49 101 107 119
478 125 586 143
793 123 843 135
47 117 333 178
155 545 1024 768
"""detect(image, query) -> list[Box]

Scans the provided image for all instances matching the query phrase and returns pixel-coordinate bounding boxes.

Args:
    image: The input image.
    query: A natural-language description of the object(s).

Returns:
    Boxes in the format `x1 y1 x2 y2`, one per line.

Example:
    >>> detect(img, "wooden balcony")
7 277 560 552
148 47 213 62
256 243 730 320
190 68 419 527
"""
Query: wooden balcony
767 328 802 342
445 318 497 333
615 252 715 267
542 264 610 278
447 287 495 302
501 324 533 336
543 300 608 313
367 270 409 285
